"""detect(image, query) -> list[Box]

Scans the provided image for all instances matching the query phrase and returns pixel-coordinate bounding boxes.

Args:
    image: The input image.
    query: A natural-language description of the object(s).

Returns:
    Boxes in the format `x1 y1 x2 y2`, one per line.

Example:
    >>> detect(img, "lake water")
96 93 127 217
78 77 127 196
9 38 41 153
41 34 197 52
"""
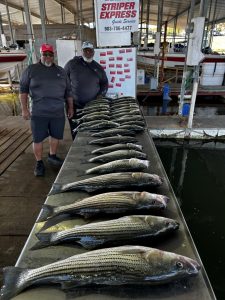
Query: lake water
155 140 225 300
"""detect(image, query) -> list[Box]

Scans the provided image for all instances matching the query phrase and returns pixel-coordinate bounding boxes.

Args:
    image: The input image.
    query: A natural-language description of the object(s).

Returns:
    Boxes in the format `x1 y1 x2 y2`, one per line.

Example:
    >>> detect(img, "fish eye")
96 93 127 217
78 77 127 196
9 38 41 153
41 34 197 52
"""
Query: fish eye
176 261 183 269
152 200 156 204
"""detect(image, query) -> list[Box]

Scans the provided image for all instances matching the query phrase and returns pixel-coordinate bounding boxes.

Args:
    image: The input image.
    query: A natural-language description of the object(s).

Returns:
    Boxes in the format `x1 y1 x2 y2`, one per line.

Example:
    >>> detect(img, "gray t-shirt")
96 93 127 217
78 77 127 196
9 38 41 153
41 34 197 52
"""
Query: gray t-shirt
64 56 108 108
20 62 72 117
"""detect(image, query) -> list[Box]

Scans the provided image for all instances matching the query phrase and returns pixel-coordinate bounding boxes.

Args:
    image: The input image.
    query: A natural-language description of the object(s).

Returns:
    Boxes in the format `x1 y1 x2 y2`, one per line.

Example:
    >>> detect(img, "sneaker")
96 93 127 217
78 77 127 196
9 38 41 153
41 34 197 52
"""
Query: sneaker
34 160 45 177
47 154 64 166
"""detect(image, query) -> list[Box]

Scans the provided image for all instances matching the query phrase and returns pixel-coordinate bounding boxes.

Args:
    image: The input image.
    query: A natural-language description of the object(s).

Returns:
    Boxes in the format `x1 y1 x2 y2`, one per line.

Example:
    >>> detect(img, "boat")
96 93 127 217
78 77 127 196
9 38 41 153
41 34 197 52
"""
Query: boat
0 48 27 81
137 51 225 68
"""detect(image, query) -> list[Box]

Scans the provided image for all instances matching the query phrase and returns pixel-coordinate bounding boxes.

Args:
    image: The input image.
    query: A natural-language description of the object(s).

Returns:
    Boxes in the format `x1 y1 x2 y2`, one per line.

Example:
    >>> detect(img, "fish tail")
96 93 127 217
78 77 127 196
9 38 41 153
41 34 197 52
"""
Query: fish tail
36 204 55 222
30 232 55 250
1 267 29 300
48 183 63 195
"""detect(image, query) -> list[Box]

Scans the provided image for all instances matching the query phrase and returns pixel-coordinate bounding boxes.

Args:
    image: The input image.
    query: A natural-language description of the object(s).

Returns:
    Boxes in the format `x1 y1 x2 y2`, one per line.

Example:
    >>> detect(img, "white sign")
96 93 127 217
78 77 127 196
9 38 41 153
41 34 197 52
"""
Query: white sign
95 0 139 33
94 47 137 97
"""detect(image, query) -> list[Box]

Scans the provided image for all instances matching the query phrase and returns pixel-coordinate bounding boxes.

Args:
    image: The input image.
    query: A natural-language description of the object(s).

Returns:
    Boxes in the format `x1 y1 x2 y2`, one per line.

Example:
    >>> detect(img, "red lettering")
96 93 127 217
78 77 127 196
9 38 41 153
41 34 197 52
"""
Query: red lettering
100 12 105 19
126 11 131 17
115 11 121 18
130 2 135 9
121 11 126 18
119 3 125 9
131 10 137 17
101 3 107 11
111 3 117 9
110 11 116 18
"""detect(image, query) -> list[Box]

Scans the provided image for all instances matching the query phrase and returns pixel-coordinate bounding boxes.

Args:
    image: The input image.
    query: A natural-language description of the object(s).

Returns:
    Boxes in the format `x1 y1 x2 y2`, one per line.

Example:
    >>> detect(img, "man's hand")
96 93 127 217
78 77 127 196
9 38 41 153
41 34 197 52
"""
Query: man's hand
96 94 103 100
22 108 30 120
67 107 74 119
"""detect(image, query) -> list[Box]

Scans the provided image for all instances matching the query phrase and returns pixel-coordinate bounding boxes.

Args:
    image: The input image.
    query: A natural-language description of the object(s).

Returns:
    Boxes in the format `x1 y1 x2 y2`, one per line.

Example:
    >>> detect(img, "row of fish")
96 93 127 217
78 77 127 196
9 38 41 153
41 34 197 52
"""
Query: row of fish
0 97 201 300
74 96 145 134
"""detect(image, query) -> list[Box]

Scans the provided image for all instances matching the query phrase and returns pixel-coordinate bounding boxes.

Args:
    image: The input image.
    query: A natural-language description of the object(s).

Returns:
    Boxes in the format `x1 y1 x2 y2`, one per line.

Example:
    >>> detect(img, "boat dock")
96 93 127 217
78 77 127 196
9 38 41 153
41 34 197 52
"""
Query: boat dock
0 115 216 299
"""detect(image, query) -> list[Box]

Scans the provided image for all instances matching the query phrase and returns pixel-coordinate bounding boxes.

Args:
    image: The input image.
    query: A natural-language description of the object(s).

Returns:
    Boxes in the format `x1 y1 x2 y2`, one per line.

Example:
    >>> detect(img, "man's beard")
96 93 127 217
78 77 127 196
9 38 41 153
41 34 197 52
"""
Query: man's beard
43 61 53 67
83 56 93 63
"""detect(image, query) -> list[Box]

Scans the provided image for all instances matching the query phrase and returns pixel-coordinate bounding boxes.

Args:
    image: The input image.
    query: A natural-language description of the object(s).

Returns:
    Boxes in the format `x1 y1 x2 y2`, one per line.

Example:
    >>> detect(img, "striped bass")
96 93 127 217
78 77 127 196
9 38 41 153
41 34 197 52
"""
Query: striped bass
91 143 143 154
88 150 147 163
76 121 120 132
111 108 140 115
86 158 149 174
117 115 144 123
32 215 179 250
77 114 110 123
85 99 109 106
89 135 137 145
91 128 136 138
37 191 168 221
0 246 200 300
120 120 145 127
118 124 144 132
49 172 163 194
76 109 109 117
111 110 140 118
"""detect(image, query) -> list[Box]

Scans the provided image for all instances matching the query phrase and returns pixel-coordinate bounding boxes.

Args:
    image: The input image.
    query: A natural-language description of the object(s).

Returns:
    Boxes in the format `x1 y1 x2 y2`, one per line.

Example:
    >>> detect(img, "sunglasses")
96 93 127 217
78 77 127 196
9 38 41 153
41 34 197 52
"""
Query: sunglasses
42 52 54 57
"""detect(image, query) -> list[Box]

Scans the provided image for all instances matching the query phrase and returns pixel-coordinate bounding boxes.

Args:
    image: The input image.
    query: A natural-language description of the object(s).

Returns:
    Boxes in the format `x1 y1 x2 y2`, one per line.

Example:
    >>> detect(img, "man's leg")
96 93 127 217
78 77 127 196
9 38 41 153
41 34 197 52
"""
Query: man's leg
33 142 43 161
47 137 63 166
31 117 47 177
49 136 59 155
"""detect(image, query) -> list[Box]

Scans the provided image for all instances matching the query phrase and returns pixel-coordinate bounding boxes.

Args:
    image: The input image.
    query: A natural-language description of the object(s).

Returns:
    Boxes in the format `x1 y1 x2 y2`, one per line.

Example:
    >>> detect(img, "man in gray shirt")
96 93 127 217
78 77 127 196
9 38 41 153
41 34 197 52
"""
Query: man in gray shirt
20 43 74 177
64 41 108 139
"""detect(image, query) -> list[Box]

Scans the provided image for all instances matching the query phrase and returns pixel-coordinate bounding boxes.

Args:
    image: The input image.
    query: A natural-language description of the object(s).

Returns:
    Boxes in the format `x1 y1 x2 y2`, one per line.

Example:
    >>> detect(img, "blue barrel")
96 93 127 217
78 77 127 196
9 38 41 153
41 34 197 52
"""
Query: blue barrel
182 103 190 116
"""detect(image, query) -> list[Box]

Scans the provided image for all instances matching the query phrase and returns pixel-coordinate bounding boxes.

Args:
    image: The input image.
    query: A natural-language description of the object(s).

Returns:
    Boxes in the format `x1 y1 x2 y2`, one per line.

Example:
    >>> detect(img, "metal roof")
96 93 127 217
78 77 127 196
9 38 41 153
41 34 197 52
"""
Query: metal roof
0 0 225 29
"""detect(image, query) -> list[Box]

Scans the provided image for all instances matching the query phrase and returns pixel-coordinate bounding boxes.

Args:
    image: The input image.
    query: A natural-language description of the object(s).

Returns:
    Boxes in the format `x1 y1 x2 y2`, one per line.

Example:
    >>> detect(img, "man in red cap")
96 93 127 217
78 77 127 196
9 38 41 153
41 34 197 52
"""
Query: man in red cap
20 43 74 177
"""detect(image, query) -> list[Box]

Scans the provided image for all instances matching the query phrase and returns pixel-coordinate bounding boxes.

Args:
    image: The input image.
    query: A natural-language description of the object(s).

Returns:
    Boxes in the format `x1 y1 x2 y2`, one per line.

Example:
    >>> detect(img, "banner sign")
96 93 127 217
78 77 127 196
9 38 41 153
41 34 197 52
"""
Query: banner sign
96 0 139 33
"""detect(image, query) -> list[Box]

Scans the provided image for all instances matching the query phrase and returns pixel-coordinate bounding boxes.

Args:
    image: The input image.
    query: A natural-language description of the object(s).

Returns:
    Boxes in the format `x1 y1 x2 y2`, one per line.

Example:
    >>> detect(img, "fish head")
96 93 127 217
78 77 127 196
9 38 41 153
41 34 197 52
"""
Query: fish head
136 192 169 209
144 249 201 283
137 173 163 186
129 158 149 168
143 216 179 232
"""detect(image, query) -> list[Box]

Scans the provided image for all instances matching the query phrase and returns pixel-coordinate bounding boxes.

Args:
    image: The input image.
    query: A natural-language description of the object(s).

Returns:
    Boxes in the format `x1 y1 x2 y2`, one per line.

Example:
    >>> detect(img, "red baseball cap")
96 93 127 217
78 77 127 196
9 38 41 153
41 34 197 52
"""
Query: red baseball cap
40 44 54 53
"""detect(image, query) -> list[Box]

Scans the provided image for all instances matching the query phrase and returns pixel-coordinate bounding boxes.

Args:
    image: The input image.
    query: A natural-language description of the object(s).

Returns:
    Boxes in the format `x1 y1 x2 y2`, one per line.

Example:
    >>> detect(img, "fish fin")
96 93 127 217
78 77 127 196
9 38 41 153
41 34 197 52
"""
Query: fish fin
30 232 55 250
61 280 85 289
77 238 104 250
0 267 29 300
71 119 80 125
36 204 56 222
78 211 95 219
48 183 63 195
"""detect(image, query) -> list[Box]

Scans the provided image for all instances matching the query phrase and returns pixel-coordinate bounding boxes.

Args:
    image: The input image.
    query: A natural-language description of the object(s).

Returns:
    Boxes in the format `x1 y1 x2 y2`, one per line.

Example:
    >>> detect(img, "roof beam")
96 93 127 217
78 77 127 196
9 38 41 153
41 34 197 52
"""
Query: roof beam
0 0 57 24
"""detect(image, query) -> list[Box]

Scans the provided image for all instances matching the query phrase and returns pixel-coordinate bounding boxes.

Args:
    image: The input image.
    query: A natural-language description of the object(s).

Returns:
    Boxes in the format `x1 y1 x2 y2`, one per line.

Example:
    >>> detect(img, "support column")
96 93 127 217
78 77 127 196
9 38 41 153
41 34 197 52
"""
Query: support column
5 0 15 44
187 0 206 128
146 0 150 43
178 0 196 116
24 0 36 64
0 12 6 47
39 0 47 43
139 0 144 46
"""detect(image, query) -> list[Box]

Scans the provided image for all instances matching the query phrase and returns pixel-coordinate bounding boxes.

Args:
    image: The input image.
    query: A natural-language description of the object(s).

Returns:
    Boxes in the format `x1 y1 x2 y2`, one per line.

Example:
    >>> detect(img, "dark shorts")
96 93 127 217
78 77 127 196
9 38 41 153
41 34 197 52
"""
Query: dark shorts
31 116 65 143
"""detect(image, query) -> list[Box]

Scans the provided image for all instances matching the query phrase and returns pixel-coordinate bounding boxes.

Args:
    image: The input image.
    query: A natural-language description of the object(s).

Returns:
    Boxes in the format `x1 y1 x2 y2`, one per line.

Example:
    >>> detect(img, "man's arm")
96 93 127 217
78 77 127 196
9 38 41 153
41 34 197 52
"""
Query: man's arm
66 96 74 119
99 69 108 96
20 93 30 120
